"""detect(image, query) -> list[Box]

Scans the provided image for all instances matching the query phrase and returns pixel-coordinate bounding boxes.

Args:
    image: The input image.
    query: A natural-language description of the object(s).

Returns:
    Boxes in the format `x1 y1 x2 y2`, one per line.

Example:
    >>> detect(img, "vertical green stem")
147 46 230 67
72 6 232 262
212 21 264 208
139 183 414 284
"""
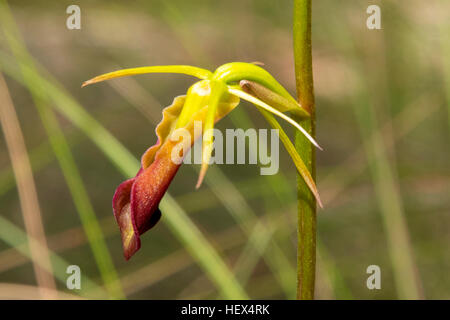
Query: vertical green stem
293 0 316 300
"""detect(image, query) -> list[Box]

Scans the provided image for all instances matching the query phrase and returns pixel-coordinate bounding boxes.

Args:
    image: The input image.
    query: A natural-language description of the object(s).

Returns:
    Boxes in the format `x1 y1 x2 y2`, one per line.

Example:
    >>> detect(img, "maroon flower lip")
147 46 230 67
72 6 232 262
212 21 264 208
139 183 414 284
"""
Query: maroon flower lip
111 92 240 260
111 94 187 260
111 95 188 260
112 142 180 260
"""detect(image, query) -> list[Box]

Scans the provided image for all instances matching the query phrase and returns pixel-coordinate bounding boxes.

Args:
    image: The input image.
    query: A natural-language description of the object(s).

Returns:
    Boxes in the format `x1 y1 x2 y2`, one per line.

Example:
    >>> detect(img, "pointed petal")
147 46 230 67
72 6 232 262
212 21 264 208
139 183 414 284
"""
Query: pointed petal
240 80 310 118
229 87 322 150
196 81 227 188
82 65 213 87
258 110 323 208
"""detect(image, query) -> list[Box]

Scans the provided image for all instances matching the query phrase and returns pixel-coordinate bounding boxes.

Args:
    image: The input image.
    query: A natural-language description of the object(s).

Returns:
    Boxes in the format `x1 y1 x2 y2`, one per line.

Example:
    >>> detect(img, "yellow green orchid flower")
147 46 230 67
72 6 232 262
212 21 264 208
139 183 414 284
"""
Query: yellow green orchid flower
83 62 322 260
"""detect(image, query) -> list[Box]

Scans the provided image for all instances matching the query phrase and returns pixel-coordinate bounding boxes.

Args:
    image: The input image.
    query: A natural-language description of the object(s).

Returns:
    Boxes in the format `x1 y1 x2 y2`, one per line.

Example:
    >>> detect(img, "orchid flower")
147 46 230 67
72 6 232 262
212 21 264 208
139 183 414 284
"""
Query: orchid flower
83 62 322 260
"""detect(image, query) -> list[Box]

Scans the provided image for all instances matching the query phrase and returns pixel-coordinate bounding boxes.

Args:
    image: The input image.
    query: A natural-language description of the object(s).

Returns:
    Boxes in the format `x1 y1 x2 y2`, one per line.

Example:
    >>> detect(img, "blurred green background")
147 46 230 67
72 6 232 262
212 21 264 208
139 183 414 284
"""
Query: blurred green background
0 0 448 299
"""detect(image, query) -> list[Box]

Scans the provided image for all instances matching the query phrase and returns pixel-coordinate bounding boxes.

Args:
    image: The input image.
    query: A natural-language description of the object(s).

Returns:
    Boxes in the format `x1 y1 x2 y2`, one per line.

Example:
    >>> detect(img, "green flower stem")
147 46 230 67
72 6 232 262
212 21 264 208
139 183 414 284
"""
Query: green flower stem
293 0 316 300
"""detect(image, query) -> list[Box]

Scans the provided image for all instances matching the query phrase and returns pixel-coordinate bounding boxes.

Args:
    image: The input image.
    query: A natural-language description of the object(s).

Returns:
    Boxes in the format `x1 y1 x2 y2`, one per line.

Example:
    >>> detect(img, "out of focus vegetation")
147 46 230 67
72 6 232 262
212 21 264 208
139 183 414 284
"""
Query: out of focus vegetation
0 0 448 299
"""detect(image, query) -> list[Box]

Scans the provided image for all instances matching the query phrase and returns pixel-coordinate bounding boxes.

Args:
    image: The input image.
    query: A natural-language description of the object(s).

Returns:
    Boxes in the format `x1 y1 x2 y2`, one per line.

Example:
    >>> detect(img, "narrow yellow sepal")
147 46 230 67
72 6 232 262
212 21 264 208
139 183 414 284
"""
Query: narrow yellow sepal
82 65 212 87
